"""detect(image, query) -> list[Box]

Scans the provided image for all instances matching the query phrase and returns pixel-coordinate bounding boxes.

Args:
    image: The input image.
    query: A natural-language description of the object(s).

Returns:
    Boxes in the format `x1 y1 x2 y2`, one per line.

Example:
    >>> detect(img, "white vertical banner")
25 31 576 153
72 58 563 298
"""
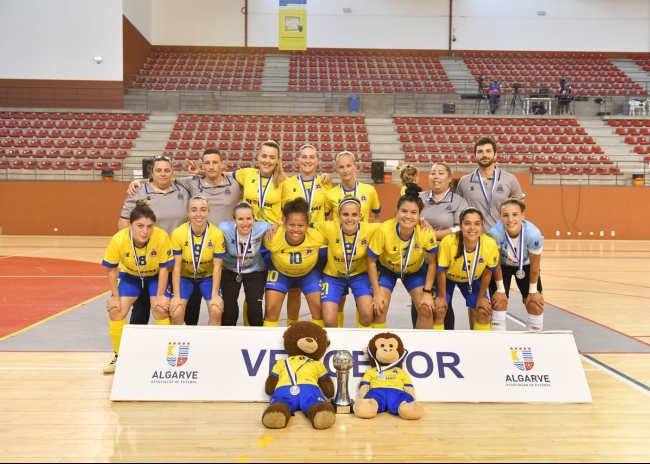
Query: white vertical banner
111 326 592 403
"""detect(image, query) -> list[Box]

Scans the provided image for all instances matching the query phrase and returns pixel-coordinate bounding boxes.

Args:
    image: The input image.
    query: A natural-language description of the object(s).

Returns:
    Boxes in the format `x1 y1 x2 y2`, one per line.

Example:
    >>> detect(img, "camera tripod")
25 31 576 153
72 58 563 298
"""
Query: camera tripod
507 90 524 114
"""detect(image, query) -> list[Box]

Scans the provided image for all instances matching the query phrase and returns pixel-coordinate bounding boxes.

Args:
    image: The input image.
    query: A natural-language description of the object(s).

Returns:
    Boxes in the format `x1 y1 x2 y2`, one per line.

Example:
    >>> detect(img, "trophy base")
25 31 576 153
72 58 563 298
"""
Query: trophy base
332 400 354 414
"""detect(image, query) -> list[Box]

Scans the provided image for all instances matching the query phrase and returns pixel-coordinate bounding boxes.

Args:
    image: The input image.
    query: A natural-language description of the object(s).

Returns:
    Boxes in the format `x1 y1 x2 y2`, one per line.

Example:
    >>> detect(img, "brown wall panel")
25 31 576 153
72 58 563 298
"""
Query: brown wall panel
0 79 123 109
1 178 649 239
123 15 152 88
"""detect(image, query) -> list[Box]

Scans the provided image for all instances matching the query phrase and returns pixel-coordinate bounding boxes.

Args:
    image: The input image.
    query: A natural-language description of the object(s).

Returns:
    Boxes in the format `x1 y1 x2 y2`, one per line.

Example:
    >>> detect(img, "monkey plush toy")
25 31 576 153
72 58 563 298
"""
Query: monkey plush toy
353 332 424 420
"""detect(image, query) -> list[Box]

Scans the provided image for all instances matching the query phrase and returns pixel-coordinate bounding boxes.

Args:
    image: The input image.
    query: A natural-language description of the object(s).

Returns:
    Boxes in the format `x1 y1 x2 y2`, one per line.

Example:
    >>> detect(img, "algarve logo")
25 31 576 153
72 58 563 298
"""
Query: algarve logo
167 342 190 367
511 347 534 371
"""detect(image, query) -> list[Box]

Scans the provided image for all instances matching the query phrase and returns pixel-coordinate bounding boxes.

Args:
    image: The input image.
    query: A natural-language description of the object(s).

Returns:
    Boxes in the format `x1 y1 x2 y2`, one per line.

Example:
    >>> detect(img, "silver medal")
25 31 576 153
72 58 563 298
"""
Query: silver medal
290 385 300 396
345 271 350 279
516 270 526 279
468 285 473 295
377 373 387 380
236 273 243 283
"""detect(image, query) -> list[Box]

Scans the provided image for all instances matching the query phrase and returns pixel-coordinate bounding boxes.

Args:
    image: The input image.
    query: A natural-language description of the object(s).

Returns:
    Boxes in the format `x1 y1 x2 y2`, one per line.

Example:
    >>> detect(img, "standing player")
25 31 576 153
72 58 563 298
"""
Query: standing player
366 184 438 329
415 163 469 330
119 155 188 326
455 137 522 231
488 198 545 332
312 196 380 328
219 202 281 326
263 198 326 327
169 196 227 326
435 208 500 331
282 144 332 326
325 151 381 327
102 200 174 374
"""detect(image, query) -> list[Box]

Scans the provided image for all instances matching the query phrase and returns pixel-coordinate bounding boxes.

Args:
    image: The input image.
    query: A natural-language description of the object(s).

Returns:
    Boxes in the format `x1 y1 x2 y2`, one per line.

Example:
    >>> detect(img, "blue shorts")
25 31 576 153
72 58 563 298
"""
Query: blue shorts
377 262 429 293
446 279 487 310
364 388 414 415
321 273 372 304
265 263 322 295
179 276 213 300
269 384 328 416
117 272 171 298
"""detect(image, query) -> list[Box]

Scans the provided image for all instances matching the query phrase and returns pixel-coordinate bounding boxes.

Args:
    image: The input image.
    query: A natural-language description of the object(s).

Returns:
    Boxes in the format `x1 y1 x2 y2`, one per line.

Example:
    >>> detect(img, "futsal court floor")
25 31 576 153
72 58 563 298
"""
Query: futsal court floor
0 236 649 462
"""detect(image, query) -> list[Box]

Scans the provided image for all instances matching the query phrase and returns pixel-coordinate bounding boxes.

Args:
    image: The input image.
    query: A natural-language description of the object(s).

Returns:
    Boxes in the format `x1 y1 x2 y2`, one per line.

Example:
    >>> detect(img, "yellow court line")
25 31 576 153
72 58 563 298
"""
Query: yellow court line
235 457 250 463
0 291 110 342
255 436 274 447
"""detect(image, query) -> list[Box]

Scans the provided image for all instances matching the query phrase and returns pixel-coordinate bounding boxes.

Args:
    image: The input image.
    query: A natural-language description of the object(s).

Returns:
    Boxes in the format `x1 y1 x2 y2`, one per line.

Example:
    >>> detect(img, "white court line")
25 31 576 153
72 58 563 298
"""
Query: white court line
0 276 105 278
0 367 102 371
0 249 48 261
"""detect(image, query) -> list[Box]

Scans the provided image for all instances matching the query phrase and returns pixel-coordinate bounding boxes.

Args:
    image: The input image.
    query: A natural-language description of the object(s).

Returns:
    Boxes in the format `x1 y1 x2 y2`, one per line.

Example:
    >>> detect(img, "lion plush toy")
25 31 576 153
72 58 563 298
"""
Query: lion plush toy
353 332 424 420
262 321 336 429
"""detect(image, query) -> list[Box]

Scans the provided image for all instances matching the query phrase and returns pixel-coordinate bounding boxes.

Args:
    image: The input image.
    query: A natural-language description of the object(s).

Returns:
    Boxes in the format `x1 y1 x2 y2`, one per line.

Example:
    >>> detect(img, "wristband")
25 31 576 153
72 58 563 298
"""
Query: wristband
423 288 433 294
450 226 460 233
528 283 538 294
495 280 505 293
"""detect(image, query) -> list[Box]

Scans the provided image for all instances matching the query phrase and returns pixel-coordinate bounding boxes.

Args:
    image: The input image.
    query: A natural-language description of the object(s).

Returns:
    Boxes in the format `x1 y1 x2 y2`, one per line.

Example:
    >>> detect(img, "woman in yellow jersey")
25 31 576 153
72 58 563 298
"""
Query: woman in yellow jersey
282 144 332 326
397 163 419 196
263 198 326 327
229 140 285 224
312 196 380 328
169 196 227 326
367 184 438 329
101 200 174 374
435 207 500 331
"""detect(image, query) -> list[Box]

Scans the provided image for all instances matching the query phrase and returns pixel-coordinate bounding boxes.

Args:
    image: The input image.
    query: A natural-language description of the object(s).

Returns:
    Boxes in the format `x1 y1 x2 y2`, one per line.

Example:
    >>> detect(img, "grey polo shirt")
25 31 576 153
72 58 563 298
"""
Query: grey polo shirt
175 174 243 224
120 182 189 236
455 167 522 231
419 190 469 231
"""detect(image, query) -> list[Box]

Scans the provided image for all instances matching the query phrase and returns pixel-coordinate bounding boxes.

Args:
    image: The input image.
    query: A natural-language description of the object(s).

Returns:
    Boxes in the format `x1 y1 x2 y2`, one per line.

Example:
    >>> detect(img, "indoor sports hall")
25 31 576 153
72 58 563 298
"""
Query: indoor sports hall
1 1 649 462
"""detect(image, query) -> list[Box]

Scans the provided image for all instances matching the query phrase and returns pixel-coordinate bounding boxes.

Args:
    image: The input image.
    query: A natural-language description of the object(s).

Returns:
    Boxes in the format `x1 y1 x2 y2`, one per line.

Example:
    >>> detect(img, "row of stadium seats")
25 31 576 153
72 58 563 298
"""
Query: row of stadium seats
168 132 369 143
161 151 372 163
164 141 370 152
176 115 365 124
607 119 650 127
402 135 597 145
1 140 134 149
172 123 366 132
397 127 588 136
0 149 128 159
0 159 122 170
462 53 606 60
402 144 604 155
0 112 148 121
395 117 581 126
529 166 623 175
0 121 143 130
404 153 612 164
1 130 138 139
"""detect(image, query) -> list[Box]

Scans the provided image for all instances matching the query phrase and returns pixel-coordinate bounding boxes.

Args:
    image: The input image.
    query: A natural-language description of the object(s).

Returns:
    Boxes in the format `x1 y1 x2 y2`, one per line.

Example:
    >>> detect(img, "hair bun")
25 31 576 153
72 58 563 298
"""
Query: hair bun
135 199 151 208
403 182 422 197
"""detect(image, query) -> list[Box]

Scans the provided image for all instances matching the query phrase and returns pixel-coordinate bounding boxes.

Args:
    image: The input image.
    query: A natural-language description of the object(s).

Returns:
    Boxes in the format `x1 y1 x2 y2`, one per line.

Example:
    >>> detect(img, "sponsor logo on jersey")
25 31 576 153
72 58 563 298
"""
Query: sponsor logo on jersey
306 248 313 255
478 256 484 265
150 248 158 257
225 188 232 196
315 183 322 190
361 238 367 246
207 240 213 249
360 194 367 202
497 184 504 194
414 242 420 251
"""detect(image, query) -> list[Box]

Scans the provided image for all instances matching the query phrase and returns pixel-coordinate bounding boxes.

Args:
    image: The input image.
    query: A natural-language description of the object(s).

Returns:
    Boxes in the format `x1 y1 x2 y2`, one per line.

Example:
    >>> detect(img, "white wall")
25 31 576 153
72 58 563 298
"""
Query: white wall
123 0 152 43
0 0 123 81
453 0 650 52
248 0 449 50
151 0 245 47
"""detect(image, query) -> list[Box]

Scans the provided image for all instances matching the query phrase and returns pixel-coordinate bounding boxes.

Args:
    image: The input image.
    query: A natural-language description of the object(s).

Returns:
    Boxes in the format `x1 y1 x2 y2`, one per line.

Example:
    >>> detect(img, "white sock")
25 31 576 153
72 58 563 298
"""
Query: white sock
491 310 507 331
526 314 544 332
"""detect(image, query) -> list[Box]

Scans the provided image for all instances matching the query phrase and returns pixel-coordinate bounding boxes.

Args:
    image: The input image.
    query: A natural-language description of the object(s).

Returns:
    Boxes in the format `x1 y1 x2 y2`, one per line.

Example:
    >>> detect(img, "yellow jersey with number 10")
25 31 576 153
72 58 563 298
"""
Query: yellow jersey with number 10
282 175 332 223
263 226 326 276
102 227 174 277
437 233 499 283
367 218 438 275
170 222 227 279
325 182 381 222
311 221 380 277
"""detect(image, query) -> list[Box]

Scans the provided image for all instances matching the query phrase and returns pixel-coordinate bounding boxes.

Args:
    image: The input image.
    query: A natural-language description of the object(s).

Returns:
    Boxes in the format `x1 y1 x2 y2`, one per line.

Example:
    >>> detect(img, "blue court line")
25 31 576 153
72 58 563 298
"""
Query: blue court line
581 354 650 393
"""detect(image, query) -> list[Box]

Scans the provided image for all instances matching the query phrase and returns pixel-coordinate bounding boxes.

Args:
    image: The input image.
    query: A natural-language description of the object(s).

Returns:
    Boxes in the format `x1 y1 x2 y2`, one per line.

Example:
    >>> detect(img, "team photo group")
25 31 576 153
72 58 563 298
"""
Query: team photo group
102 136 545 374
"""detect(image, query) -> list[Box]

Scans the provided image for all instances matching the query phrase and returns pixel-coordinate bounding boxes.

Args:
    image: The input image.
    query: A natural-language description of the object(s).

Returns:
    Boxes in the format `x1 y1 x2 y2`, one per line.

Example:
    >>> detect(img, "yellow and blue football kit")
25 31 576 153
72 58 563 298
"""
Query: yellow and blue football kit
269 356 330 415
102 226 174 298
263 227 326 295
360 366 415 415
325 181 381 222
170 222 227 300
311 221 380 304
234 168 283 223
437 233 499 309
282 175 332 223
367 218 438 292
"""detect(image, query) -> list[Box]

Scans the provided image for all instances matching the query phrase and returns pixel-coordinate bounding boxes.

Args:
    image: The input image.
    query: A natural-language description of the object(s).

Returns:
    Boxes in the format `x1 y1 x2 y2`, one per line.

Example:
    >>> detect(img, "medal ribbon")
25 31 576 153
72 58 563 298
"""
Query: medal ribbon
129 230 148 288
463 237 481 288
189 223 208 279
427 188 452 204
504 225 525 273
366 347 409 376
339 224 360 278
476 167 499 212
258 172 274 219
342 181 358 201
397 224 415 278
235 225 253 276
299 175 316 220
285 357 312 388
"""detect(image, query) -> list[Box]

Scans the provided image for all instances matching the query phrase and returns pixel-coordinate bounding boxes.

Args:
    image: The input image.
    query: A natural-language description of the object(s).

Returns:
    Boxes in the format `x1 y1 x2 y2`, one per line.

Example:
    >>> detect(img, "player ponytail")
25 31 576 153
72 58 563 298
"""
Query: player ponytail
454 207 484 259
500 197 526 213
130 199 156 223
397 182 424 213
397 163 418 187
282 197 310 223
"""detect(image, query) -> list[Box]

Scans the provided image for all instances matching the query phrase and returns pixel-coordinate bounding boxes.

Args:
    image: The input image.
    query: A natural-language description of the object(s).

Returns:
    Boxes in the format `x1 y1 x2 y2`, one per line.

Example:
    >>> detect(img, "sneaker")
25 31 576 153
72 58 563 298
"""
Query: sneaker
103 354 118 374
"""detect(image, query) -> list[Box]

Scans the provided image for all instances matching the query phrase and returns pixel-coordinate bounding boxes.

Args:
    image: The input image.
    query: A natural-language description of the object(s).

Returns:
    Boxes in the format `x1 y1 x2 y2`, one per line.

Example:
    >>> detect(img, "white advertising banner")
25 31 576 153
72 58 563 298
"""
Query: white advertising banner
110 326 592 403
